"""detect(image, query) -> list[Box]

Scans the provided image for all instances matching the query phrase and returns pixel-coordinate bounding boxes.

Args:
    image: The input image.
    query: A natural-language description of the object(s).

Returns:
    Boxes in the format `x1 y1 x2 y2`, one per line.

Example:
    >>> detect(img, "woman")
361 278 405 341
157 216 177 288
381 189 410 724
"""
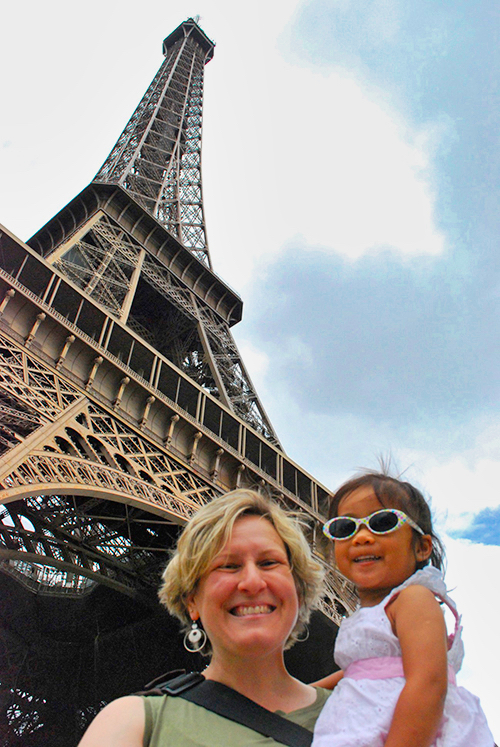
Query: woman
79 489 332 746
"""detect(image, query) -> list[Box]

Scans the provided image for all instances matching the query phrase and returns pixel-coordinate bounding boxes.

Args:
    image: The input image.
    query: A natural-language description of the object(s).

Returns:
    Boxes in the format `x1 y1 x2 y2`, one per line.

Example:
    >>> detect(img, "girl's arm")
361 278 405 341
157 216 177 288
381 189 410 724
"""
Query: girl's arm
311 670 344 689
384 584 449 747
78 696 145 747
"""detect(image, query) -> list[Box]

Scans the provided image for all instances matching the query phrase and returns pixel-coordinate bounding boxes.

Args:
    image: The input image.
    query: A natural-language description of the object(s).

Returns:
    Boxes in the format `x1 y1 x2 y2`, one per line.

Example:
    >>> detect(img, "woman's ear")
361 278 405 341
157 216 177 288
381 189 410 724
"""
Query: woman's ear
415 534 433 563
186 594 199 621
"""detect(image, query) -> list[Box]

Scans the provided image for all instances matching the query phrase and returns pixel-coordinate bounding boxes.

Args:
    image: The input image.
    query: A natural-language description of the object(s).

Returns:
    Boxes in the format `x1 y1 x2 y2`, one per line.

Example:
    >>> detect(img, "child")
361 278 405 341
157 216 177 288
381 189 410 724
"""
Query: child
312 472 494 747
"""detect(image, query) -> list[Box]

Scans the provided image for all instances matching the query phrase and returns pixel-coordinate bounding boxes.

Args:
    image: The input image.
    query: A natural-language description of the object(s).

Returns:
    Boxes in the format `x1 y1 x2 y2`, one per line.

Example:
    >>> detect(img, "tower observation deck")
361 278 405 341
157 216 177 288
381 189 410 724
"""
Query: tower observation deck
0 18 356 746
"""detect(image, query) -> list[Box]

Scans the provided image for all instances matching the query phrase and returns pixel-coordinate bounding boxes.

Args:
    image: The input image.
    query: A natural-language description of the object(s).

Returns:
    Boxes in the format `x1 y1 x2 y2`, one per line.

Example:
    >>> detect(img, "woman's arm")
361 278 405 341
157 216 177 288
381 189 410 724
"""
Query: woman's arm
310 670 344 690
384 585 449 747
78 696 145 747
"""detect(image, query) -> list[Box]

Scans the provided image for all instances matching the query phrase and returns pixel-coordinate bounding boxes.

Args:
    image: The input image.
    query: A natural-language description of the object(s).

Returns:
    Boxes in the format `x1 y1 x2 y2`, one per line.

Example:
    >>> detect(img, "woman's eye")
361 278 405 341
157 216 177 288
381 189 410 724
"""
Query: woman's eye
213 557 288 571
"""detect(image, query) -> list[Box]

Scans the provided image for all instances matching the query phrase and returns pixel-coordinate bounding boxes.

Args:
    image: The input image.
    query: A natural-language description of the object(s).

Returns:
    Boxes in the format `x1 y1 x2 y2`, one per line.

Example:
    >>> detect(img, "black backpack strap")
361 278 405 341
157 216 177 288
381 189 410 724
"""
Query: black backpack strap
145 672 314 747
139 670 205 696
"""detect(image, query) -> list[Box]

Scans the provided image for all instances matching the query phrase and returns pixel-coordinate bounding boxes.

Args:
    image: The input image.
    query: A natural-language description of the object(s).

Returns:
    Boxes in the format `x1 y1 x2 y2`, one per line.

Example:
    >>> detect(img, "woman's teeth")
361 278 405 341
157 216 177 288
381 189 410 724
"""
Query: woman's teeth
232 605 273 616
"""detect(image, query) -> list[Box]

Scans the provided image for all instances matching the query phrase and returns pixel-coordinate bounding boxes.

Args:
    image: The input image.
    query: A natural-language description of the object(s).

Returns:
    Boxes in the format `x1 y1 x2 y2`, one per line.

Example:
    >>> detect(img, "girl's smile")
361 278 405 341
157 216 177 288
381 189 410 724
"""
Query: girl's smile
334 486 432 607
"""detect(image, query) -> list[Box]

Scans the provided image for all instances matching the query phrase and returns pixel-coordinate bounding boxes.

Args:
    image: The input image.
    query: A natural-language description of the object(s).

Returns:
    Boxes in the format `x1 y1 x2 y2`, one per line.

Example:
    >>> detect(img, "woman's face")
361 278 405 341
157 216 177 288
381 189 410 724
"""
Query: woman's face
187 515 299 663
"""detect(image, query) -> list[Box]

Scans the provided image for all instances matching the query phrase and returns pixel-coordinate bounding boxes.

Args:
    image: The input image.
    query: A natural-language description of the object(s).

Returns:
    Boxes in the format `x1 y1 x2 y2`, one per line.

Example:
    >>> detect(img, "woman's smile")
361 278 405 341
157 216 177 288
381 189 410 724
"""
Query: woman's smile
230 604 276 617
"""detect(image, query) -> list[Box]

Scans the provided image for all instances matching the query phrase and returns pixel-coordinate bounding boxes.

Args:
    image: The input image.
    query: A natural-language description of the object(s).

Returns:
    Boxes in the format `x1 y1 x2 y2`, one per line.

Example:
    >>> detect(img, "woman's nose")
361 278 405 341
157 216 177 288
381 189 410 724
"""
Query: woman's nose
238 562 267 592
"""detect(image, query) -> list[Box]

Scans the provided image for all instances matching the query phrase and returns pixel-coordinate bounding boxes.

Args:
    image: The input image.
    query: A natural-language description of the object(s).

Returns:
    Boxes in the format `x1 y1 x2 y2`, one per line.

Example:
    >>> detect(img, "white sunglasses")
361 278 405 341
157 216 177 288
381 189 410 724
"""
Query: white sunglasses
323 508 424 541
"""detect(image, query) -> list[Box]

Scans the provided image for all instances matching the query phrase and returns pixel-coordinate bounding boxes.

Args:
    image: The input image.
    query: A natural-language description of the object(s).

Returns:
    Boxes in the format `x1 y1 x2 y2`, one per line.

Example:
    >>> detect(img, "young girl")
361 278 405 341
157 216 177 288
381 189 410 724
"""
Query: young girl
312 472 494 747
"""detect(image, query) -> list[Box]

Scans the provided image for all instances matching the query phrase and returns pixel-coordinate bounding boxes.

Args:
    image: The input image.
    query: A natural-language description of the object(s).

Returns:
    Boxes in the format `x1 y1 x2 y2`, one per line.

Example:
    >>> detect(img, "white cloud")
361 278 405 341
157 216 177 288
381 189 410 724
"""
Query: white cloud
444 537 500 738
270 64 445 259
204 37 447 291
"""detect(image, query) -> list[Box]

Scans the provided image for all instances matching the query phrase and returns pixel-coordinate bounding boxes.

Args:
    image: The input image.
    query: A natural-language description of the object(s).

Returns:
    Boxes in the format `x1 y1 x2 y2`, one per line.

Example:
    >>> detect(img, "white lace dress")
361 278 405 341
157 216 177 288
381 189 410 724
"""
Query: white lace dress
312 567 494 746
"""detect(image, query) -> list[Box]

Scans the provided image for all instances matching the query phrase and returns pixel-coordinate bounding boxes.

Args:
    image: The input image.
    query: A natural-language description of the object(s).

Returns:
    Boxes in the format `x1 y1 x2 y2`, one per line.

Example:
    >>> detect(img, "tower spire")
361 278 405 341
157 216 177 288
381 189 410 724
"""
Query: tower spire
95 18 214 266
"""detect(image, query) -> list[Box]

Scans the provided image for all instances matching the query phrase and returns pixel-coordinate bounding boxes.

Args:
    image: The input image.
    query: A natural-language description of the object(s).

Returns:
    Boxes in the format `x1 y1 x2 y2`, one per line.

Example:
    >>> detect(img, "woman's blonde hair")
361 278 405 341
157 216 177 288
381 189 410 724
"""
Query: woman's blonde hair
159 489 324 650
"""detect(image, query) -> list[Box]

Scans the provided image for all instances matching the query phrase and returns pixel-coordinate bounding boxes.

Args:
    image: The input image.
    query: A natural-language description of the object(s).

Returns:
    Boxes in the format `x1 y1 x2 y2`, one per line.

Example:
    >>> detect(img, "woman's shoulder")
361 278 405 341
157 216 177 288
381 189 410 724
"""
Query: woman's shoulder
312 686 332 709
280 686 331 731
79 695 145 746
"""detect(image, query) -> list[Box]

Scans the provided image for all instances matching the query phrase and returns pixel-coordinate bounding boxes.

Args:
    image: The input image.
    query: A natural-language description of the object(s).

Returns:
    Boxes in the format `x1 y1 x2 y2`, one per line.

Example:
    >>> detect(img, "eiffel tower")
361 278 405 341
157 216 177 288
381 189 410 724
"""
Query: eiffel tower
0 18 356 746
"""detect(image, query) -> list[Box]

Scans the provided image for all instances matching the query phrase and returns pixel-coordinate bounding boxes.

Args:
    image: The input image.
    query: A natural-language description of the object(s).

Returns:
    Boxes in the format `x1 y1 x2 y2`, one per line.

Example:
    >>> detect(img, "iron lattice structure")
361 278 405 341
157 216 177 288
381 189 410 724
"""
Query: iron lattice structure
0 18 357 747
95 19 214 267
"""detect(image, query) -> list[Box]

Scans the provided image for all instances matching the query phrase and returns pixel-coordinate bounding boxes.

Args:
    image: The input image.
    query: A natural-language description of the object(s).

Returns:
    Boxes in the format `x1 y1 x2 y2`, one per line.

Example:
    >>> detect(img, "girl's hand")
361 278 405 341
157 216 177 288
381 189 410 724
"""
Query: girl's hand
310 670 344 690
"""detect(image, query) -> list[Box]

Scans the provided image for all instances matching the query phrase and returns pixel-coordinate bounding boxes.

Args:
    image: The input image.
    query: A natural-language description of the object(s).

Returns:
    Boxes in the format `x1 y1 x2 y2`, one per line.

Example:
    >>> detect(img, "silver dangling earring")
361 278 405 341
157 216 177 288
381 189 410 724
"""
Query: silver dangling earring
296 625 310 642
183 619 207 653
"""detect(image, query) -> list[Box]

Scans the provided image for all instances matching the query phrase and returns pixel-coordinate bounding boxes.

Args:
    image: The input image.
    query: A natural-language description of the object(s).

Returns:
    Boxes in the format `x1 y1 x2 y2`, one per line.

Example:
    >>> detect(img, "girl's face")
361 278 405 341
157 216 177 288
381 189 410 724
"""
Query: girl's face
187 515 299 664
334 485 432 607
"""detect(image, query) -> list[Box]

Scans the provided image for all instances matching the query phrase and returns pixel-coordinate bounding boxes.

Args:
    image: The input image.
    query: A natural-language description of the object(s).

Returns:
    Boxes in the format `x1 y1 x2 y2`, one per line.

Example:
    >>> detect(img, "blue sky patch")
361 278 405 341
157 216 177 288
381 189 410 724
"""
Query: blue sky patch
450 507 500 546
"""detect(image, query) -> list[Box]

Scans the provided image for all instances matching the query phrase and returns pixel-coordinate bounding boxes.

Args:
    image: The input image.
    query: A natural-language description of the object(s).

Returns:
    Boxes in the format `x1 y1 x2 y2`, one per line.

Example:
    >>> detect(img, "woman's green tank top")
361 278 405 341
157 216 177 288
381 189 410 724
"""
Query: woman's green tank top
143 686 330 746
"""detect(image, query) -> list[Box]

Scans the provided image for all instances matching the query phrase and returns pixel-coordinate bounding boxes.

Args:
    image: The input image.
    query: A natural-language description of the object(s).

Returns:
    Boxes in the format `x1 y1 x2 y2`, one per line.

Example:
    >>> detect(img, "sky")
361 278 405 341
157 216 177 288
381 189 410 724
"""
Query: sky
1 0 499 737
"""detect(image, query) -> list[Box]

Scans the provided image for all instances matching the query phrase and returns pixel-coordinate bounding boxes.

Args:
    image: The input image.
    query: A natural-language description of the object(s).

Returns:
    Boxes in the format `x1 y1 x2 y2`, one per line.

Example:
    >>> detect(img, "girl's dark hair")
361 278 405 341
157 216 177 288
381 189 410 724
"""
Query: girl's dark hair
329 471 445 571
